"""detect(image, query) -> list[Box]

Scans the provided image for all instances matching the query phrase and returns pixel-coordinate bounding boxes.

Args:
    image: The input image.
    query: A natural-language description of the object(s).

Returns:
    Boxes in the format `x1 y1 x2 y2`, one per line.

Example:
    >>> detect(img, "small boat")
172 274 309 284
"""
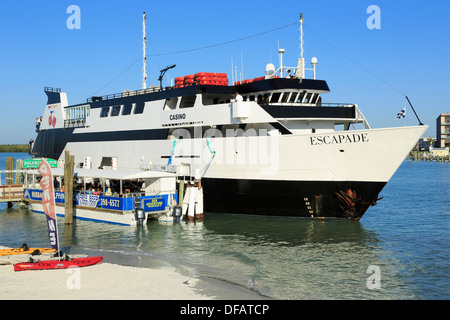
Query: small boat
23 167 179 225
0 251 86 266
0 243 56 256
14 256 103 271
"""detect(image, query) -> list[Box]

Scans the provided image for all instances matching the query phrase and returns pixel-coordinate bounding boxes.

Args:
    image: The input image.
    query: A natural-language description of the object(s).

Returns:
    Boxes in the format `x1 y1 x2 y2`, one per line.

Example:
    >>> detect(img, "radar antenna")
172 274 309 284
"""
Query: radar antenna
142 12 147 89
295 13 305 79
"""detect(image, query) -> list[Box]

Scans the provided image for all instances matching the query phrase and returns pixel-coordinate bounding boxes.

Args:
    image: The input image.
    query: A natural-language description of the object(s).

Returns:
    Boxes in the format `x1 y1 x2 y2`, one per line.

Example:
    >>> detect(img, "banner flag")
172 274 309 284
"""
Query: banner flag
38 159 59 253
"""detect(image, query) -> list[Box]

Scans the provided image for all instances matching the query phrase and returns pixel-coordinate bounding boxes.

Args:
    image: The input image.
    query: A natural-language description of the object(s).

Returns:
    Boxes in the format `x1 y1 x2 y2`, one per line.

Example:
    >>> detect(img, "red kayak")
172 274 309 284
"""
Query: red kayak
14 256 103 271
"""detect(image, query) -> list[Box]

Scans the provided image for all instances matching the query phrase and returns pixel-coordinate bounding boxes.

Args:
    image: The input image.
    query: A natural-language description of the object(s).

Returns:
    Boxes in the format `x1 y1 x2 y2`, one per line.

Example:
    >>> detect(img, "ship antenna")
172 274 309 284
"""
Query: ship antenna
295 13 305 79
142 12 147 90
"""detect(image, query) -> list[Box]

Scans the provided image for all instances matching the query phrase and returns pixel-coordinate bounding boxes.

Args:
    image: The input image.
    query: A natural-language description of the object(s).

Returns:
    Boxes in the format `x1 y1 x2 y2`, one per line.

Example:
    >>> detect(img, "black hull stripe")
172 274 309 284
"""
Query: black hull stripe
33 128 168 159
201 178 386 219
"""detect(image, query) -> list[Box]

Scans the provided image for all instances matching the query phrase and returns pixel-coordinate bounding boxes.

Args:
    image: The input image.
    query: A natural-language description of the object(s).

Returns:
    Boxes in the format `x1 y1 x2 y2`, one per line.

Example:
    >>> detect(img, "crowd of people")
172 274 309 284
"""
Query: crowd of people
53 177 144 198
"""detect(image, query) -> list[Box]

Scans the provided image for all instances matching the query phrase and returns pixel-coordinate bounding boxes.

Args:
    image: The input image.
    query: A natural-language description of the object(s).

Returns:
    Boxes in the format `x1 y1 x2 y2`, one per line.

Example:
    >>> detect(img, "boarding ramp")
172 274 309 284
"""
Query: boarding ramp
0 170 24 204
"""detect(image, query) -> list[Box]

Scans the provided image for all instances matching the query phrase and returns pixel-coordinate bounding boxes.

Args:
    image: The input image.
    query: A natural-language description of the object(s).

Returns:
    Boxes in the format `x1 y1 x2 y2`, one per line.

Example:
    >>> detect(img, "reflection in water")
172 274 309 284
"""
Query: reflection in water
0 206 430 299
0 205 409 299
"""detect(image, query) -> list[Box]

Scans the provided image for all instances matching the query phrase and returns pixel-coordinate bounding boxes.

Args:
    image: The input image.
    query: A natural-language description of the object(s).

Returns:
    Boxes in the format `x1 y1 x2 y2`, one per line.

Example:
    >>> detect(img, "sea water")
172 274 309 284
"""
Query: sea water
0 153 448 299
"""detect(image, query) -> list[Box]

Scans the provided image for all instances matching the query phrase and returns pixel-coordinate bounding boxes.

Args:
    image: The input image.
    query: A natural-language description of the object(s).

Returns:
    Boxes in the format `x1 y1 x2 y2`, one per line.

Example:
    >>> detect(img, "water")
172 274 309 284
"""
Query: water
0 153 448 299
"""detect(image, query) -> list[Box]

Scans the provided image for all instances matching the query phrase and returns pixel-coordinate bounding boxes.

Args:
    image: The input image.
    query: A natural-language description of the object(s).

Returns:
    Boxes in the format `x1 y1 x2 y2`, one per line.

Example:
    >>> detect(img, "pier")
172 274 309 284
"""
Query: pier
407 153 450 162
0 183 24 206
0 157 24 207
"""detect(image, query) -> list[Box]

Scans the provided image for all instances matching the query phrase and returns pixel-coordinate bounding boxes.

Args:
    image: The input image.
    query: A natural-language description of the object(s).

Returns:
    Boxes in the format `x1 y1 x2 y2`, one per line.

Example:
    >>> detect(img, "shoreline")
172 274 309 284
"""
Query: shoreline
0 246 268 300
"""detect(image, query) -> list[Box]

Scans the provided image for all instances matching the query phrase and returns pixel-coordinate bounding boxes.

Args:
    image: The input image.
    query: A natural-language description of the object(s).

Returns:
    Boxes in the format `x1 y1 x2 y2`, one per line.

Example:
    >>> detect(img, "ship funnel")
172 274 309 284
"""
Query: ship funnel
41 87 68 130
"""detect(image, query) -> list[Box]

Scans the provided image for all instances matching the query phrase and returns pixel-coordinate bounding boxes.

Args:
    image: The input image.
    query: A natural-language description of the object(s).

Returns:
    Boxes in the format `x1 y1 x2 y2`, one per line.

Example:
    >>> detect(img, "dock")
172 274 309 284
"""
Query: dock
0 157 24 207
0 184 24 204
0 169 24 208
407 153 450 162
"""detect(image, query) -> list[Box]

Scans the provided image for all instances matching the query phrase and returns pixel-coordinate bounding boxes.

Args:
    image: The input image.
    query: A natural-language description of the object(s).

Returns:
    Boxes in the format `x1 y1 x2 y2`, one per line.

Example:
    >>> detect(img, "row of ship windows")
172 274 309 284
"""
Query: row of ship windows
243 91 320 104
100 102 145 117
98 91 320 118
99 95 222 117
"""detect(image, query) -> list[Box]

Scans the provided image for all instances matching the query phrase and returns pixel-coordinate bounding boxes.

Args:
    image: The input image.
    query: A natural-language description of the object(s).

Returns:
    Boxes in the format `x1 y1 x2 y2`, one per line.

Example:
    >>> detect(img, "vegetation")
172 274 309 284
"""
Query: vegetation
0 144 29 153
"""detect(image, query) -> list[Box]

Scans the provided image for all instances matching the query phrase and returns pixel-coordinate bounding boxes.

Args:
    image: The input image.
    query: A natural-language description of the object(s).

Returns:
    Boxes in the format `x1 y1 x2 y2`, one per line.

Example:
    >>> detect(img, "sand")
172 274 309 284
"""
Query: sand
0 247 267 300
1 262 211 300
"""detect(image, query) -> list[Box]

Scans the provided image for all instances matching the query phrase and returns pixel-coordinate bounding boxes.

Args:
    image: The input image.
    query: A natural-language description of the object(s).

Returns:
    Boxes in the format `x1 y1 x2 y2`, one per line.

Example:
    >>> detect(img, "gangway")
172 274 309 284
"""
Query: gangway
0 170 24 207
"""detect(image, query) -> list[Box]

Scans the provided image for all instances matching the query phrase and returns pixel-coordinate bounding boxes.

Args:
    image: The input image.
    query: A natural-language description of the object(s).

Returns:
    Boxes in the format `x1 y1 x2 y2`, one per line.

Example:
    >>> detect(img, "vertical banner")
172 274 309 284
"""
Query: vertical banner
38 159 59 253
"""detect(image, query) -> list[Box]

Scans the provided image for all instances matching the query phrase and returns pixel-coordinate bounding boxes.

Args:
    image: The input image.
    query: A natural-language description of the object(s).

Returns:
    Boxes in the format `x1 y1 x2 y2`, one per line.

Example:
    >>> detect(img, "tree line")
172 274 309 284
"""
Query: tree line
0 144 29 153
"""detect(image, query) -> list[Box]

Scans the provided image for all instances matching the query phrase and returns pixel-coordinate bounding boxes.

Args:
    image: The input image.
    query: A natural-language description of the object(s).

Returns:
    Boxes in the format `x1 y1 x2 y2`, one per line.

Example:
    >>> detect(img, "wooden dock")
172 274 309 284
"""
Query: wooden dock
1 157 25 207
0 184 24 206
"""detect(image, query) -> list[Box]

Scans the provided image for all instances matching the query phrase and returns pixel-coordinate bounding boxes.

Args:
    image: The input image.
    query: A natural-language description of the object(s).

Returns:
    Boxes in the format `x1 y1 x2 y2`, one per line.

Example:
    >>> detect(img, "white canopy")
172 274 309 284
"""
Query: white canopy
24 168 176 180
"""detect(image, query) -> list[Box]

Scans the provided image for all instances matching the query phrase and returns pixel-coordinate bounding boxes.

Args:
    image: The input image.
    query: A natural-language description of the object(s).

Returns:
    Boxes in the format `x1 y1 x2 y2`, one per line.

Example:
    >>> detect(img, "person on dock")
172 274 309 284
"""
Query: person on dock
35 117 41 131
28 139 34 154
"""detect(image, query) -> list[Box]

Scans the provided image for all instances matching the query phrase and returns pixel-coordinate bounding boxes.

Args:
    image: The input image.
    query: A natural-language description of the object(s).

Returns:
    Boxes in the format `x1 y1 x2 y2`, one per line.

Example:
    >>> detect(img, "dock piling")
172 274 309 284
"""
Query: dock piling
64 150 75 224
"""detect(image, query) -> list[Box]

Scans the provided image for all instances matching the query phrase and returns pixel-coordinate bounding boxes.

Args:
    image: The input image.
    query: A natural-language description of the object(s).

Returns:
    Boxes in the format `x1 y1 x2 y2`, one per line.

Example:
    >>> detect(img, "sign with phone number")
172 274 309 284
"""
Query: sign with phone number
98 196 123 210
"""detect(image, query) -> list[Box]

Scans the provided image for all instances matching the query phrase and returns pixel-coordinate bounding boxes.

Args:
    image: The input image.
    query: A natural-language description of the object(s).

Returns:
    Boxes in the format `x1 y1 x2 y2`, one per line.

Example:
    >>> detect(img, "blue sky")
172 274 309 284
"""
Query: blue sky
0 0 448 144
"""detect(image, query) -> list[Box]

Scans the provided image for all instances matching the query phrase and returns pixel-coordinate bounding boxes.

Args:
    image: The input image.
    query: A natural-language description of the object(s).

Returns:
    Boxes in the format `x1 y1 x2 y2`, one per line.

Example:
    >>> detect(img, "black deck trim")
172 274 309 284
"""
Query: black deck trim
235 78 330 94
262 105 356 119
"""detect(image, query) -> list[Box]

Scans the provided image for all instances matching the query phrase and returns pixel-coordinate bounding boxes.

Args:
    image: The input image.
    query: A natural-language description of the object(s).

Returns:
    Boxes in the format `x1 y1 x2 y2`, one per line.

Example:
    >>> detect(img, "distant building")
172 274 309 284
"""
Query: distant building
417 137 435 151
436 113 450 148
429 146 449 157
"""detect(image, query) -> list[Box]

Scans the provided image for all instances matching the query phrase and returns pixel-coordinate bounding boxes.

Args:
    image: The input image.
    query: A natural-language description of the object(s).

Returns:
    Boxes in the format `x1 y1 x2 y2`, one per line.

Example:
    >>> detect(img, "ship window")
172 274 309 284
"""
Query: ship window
289 92 298 103
311 94 320 104
280 92 289 103
100 107 110 118
180 95 196 108
164 97 178 110
202 93 234 106
270 92 281 103
110 105 121 116
304 93 313 103
297 91 306 103
122 103 132 115
134 102 145 114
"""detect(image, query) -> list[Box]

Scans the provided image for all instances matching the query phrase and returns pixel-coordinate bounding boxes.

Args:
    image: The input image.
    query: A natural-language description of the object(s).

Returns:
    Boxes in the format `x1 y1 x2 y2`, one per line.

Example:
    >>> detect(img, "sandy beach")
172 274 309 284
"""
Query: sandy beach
0 247 266 300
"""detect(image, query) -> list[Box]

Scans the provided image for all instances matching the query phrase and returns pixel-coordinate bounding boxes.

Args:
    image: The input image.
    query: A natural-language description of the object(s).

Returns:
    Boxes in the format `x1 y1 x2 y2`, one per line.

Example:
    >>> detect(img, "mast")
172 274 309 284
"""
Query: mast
295 13 305 79
142 12 147 90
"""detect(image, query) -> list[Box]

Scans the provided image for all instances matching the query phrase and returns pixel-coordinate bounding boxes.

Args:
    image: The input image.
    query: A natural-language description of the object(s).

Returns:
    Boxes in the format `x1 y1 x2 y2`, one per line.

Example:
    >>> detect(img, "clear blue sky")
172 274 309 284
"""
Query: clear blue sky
0 0 448 144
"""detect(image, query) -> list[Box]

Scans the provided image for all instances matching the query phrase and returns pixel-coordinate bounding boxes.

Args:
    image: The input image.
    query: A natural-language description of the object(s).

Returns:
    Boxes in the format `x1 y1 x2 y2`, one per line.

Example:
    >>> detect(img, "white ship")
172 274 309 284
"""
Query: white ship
31 13 427 220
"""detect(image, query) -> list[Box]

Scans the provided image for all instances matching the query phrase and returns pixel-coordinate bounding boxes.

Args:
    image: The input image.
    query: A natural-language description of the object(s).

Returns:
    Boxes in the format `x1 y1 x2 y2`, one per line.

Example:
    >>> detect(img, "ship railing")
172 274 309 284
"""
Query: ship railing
86 86 164 103
122 192 146 198
44 87 62 93
64 118 86 128
267 102 355 107
317 103 355 107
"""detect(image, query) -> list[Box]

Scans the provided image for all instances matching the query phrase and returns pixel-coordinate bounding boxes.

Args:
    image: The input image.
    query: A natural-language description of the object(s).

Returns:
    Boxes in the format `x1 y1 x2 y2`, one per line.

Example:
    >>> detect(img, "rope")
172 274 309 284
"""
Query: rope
91 21 298 94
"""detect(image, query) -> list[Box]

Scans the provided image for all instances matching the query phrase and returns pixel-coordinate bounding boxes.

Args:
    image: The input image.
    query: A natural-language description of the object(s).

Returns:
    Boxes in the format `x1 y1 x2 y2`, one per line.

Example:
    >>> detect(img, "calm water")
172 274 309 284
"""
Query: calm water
0 153 448 299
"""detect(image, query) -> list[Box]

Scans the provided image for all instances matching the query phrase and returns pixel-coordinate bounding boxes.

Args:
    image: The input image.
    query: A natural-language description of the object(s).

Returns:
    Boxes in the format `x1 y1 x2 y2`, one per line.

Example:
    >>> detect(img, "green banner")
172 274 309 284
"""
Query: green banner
23 158 58 169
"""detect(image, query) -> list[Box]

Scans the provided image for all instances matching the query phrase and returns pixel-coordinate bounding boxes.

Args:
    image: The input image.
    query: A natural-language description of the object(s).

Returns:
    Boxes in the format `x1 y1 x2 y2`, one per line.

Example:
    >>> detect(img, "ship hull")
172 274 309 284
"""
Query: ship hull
202 178 386 219
33 125 427 219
